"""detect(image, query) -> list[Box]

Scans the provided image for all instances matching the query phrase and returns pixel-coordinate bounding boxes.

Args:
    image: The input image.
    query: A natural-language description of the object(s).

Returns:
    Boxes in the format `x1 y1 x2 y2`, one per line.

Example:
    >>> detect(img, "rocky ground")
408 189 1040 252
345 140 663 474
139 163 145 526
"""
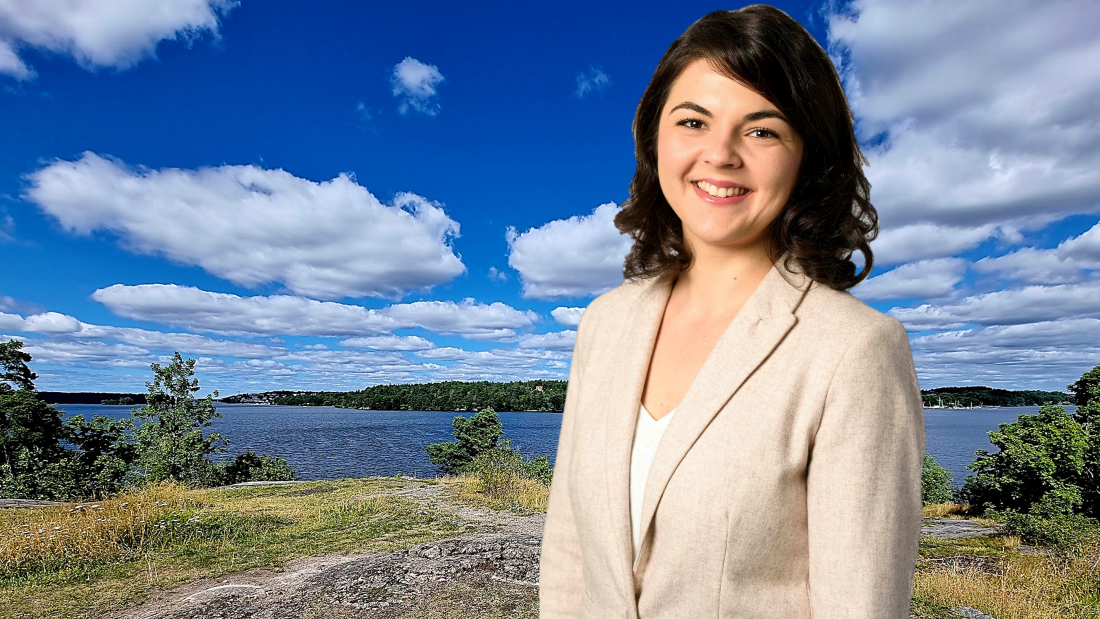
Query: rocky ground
65 480 1025 619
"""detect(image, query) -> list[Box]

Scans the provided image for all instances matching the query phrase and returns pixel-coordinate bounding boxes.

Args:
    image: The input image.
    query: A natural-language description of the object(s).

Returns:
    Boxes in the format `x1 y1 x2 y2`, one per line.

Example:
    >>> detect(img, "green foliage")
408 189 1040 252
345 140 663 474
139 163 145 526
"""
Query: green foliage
272 380 568 412
921 453 954 506
985 505 1100 556
959 403 1091 517
64 413 137 498
0 388 77 500
129 352 229 487
0 340 37 392
220 450 298 485
460 437 554 488
425 407 504 474
1068 365 1100 406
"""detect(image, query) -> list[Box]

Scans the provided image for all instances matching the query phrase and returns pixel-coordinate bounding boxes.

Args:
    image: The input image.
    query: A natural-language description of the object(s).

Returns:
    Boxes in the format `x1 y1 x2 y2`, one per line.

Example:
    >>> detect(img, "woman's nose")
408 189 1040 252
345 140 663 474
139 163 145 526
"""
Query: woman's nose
703 132 744 168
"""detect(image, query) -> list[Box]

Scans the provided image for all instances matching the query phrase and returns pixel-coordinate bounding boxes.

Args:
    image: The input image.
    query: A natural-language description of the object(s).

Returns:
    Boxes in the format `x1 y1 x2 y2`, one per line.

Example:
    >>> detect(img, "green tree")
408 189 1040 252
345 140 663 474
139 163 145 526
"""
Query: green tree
921 453 953 506
130 352 228 487
0 340 37 392
426 407 504 474
1068 365 1100 406
958 403 1091 517
64 413 137 498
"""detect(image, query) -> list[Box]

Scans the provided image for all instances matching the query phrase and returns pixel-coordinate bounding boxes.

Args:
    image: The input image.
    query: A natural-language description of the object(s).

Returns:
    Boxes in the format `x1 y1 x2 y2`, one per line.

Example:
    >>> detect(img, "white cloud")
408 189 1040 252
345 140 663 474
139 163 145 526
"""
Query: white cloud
550 306 585 327
381 298 539 340
92 284 400 336
93 284 538 340
853 257 967 301
574 65 609 99
391 56 443 116
25 152 465 299
888 280 1100 330
973 219 1100 284
0 0 237 79
506 201 631 299
338 335 435 351
827 0 1100 260
0 310 81 333
516 330 577 350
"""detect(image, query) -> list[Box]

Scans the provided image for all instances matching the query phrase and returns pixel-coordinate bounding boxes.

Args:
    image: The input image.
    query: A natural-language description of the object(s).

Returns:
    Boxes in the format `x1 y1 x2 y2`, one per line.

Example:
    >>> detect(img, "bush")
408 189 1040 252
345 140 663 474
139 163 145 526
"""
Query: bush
985 507 1100 556
460 438 554 487
426 407 504 475
220 450 297 485
921 453 954 506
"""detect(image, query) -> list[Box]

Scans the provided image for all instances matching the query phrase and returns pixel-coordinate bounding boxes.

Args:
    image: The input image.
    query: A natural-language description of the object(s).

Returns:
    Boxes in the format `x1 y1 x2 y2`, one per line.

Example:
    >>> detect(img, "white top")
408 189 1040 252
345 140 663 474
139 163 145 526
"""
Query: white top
630 402 676 561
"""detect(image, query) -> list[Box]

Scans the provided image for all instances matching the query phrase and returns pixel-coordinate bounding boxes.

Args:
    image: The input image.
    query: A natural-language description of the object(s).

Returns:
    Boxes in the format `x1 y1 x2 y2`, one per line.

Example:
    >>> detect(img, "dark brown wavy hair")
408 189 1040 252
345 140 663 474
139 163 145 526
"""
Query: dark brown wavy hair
614 4 877 291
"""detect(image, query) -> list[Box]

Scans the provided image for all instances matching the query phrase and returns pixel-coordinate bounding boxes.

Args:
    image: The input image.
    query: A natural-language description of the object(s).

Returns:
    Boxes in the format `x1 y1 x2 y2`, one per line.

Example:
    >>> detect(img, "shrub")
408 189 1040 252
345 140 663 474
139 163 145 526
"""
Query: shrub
220 451 297 485
426 407 504 475
921 453 954 506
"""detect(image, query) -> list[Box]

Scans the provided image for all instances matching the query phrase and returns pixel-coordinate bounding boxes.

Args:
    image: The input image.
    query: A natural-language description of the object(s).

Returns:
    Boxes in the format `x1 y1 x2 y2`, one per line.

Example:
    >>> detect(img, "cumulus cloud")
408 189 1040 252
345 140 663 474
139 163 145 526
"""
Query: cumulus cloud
516 330 577 350
827 0 1100 259
338 335 436 351
24 152 465 299
973 220 1100 284
0 0 237 79
506 202 632 299
93 284 538 340
381 298 539 340
92 284 399 336
853 257 967 301
888 280 1100 330
391 56 443 116
550 306 585 327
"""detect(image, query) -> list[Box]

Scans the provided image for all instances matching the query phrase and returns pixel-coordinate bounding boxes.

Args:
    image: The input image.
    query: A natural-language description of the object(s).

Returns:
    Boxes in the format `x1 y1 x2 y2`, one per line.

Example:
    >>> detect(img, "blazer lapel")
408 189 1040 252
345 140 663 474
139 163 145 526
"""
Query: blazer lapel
599 253 814 597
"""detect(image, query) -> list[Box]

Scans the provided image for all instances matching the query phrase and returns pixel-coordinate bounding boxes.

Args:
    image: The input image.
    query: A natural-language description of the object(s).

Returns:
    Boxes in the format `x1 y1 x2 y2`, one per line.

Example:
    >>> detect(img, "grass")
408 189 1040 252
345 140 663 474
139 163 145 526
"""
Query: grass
6 473 1095 619
439 472 550 515
913 502 1100 619
0 477 475 619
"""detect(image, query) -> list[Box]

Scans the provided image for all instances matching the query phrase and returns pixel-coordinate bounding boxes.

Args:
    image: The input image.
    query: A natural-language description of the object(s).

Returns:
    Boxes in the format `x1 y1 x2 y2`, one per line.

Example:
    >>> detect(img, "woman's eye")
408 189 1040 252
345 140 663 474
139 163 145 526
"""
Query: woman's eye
676 118 705 130
749 128 779 139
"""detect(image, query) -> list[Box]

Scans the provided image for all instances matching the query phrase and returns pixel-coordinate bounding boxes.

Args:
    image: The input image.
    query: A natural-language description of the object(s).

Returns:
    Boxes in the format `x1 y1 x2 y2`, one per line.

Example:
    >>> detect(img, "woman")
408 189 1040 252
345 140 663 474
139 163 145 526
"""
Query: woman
539 5 925 619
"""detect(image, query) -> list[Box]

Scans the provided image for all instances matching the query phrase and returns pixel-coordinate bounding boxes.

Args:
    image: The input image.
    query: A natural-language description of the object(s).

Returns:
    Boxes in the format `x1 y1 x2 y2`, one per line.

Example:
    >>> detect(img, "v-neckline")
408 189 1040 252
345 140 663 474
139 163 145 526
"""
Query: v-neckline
640 402 676 423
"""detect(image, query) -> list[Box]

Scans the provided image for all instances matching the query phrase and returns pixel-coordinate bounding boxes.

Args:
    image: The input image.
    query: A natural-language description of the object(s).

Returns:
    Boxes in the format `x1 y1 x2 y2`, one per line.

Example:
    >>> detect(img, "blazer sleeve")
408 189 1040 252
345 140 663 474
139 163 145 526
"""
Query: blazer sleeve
806 317 926 618
538 307 591 619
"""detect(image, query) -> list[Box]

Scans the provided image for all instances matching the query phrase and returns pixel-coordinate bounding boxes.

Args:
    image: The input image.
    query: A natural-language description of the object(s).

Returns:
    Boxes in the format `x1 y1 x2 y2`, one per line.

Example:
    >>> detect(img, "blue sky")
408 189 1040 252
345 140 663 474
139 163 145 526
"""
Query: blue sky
1 0 1098 395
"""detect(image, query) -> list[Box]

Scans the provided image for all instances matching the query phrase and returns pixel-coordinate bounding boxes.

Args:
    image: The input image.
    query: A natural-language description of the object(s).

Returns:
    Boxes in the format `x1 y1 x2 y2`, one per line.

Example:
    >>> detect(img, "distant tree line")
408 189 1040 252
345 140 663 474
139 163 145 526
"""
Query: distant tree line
921 386 1070 408
38 392 147 405
271 380 568 412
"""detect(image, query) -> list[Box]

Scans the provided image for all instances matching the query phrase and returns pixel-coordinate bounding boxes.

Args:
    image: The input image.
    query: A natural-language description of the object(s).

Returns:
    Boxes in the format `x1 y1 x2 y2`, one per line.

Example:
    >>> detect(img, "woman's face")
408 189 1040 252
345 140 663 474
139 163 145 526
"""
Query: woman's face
656 58 804 257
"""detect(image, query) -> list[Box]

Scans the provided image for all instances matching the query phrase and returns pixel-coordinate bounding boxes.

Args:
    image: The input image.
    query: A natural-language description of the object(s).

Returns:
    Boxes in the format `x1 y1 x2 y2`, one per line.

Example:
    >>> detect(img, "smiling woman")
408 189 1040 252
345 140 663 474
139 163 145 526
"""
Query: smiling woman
540 5 925 619
615 4 877 290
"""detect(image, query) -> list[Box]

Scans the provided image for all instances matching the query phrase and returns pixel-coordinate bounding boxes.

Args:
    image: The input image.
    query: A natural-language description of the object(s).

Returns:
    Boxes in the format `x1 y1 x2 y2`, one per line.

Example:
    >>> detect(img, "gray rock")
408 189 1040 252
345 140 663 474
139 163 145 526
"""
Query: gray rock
921 517 1002 539
951 606 997 619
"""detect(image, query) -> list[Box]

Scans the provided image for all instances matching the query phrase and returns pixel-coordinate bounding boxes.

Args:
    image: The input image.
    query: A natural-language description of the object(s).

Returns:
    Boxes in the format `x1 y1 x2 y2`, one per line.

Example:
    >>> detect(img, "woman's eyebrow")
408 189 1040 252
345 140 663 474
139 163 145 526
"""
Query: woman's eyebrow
668 101 789 123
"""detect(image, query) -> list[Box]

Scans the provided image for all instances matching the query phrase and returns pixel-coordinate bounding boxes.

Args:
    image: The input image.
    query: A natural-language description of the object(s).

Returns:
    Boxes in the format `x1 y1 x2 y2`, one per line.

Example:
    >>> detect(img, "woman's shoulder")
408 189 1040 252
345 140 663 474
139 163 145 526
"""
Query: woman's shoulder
798 280 909 346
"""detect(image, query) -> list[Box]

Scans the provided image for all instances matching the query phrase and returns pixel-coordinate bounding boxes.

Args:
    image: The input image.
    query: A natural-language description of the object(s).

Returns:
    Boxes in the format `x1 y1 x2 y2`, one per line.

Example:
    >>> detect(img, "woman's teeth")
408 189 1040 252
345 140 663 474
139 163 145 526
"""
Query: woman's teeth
695 181 749 198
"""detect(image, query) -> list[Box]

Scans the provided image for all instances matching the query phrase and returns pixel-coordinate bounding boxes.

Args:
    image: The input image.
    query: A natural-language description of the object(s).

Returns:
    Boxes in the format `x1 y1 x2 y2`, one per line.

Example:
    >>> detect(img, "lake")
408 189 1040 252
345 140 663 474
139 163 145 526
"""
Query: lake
55 403 1077 487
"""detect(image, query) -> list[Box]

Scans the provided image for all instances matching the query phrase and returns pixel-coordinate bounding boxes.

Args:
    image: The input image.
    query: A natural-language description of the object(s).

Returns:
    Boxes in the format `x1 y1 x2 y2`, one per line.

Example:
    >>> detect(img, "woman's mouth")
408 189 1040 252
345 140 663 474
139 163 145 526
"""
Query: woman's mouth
692 180 752 205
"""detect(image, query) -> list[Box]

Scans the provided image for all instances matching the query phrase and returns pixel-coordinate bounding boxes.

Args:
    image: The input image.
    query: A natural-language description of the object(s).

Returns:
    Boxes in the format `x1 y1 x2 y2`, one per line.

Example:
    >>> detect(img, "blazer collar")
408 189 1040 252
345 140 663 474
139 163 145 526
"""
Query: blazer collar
599 251 813 599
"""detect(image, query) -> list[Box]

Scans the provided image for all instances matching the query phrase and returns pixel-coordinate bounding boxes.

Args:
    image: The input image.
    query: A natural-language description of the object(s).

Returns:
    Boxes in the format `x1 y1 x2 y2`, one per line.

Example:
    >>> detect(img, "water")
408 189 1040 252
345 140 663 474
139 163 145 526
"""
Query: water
56 403 1076 486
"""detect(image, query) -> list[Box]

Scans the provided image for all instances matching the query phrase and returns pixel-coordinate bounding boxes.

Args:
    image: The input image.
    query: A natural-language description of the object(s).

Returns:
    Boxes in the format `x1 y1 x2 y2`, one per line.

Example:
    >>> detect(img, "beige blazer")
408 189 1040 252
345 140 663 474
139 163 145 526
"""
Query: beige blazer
538 253 926 619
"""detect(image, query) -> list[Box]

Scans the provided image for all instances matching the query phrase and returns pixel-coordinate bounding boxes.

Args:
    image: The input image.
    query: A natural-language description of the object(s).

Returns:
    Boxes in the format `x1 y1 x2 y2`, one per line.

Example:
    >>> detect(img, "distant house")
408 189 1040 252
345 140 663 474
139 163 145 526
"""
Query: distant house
535 385 544 392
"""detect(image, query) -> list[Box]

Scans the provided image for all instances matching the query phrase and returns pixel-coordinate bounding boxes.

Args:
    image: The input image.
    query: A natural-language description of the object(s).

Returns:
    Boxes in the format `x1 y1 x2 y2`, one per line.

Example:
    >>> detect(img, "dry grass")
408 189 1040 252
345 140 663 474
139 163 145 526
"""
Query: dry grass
440 473 549 514
0 477 476 619
915 502 1100 619
0 481 202 578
